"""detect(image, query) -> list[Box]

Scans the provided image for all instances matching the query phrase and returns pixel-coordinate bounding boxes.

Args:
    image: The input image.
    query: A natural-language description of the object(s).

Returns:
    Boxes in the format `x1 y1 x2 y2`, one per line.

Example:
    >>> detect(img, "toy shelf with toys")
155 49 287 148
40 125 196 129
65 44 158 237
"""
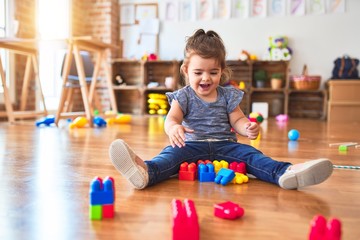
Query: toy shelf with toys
111 58 327 118
111 59 180 115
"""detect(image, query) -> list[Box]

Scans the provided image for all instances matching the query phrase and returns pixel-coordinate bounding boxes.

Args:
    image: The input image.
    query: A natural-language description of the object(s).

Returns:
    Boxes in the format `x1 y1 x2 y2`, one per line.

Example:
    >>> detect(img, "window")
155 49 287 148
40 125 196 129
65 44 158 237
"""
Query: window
37 0 70 110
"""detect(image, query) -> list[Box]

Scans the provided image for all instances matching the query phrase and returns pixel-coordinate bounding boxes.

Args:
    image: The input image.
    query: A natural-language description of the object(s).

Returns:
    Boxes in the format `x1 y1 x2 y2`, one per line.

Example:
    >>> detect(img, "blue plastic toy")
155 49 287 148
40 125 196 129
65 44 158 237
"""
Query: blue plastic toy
214 168 235 186
35 115 55 127
93 116 107 127
198 163 216 182
288 129 300 141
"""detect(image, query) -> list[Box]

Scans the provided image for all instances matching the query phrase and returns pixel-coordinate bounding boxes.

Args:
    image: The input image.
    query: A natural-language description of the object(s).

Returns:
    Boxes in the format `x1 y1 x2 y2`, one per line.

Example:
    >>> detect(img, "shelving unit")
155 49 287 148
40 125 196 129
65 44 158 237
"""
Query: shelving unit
111 59 179 115
327 80 360 123
111 59 327 119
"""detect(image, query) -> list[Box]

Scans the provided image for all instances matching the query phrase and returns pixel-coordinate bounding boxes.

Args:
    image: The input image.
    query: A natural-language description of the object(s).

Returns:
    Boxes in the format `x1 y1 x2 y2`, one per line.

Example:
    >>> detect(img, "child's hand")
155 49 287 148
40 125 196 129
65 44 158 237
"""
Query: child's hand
245 122 259 140
168 125 194 148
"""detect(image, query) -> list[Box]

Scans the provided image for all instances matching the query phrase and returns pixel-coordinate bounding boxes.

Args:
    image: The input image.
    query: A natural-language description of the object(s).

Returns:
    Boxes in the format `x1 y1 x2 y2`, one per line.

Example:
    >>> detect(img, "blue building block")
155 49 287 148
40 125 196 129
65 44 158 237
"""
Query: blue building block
198 163 216 182
35 115 55 127
90 177 114 205
93 116 107 127
214 168 235 186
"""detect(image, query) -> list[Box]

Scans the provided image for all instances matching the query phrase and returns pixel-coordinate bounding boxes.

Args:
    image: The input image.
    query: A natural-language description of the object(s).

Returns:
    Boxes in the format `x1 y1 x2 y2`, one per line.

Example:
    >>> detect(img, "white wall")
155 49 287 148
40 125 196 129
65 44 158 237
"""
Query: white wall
121 0 360 86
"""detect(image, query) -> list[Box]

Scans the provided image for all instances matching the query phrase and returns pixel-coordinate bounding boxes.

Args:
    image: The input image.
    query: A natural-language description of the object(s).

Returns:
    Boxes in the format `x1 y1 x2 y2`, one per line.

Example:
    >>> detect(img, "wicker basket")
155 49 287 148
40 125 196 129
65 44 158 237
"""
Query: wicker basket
291 65 321 90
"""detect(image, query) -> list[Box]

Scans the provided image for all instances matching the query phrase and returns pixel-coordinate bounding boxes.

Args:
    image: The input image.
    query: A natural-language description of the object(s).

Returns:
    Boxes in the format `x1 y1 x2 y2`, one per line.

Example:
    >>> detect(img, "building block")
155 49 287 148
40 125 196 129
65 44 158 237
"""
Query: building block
35 115 55 127
179 162 197 181
213 160 228 173
93 116 107 127
198 163 216 182
309 215 341 240
90 177 114 205
229 162 247 174
89 176 115 220
214 201 245 220
171 199 199 240
89 205 102 220
232 172 249 184
214 168 235 186
197 159 212 166
102 204 115 218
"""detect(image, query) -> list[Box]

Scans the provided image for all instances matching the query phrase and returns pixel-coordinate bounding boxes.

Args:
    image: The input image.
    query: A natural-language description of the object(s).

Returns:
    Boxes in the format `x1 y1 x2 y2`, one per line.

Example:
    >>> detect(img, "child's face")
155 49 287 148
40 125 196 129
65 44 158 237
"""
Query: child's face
185 55 222 100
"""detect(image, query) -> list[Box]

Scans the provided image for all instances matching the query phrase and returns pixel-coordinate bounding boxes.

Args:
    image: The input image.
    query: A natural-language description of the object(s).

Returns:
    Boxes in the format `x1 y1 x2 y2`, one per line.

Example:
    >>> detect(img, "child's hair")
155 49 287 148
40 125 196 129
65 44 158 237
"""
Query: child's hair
180 29 231 85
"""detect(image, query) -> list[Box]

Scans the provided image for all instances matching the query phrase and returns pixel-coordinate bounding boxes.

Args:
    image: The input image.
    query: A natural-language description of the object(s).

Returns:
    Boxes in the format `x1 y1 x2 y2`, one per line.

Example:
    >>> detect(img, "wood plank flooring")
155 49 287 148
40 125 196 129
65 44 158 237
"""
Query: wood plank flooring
0 117 359 240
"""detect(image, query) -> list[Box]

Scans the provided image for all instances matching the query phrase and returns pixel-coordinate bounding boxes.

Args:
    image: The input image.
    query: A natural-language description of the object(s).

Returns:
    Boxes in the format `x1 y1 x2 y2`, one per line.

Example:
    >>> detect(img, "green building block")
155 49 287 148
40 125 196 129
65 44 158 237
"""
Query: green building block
89 205 102 220
338 145 348 152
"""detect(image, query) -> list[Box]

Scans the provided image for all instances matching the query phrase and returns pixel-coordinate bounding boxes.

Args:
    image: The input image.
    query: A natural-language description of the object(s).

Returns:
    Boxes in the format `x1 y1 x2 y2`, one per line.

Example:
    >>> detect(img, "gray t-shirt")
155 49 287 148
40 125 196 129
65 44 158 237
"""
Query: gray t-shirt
166 85 244 142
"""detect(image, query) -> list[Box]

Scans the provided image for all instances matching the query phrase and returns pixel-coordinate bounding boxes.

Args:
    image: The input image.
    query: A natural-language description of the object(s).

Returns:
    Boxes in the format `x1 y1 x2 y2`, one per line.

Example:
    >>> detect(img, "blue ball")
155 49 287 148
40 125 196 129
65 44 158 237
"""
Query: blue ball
288 129 300 141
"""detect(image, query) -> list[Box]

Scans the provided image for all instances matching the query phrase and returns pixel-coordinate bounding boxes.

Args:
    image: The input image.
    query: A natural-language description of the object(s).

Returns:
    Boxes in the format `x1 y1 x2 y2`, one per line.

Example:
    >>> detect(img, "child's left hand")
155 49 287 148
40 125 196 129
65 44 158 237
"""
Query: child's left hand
245 122 260 140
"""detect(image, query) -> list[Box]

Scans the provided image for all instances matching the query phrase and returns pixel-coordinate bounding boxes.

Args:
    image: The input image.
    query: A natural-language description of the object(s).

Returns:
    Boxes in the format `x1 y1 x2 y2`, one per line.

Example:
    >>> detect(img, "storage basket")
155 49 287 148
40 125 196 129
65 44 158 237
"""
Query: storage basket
291 65 321 90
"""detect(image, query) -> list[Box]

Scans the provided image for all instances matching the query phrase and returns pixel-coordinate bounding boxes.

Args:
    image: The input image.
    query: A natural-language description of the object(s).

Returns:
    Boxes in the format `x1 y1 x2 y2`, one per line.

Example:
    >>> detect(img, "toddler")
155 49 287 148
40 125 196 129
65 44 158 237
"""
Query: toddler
109 29 333 190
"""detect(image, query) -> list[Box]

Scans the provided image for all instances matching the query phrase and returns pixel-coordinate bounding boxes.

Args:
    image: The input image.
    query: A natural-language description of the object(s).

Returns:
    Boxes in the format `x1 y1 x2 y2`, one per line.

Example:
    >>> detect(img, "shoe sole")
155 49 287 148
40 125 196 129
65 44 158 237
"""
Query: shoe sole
279 158 333 190
109 139 147 189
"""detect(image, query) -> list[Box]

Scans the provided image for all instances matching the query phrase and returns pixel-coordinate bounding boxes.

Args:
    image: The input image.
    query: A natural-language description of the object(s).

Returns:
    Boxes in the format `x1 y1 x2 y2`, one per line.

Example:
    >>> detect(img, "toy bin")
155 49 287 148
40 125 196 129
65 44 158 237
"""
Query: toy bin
291 65 321 90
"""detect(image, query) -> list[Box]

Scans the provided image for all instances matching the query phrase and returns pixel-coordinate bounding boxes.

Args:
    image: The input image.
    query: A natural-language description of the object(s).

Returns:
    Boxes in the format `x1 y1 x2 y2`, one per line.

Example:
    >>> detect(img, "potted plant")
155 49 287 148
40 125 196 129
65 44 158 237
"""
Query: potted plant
270 73 284 89
254 70 267 88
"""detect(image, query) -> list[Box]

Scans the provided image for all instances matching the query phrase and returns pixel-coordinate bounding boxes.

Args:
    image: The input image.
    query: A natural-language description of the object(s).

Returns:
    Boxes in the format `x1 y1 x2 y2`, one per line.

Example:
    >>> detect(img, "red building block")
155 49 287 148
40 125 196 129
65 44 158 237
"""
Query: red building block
214 201 245 220
308 215 341 240
171 199 199 240
197 159 212 166
179 162 197 181
102 204 115 218
229 162 247 174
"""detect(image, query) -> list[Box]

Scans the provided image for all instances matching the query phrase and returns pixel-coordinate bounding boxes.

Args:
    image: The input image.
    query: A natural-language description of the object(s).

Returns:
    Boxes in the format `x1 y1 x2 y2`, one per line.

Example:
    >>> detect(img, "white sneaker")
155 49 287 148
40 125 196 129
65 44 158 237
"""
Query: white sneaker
109 139 149 189
279 158 333 190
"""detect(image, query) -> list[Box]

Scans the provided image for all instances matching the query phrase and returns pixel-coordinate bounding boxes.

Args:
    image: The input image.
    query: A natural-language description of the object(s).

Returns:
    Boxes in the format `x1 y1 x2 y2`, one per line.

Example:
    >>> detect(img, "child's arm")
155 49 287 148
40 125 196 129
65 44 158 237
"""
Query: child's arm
165 100 194 148
229 106 259 139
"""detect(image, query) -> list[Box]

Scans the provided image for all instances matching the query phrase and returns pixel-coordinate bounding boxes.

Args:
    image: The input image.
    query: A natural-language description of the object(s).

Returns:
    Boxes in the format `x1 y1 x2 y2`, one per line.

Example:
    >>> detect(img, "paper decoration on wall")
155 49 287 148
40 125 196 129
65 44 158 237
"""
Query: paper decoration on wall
121 4 135 25
180 0 197 21
232 0 250 18
198 0 214 20
327 0 345 13
136 5 157 22
308 0 326 15
163 0 179 21
289 0 305 16
268 0 286 17
216 0 232 19
251 0 267 18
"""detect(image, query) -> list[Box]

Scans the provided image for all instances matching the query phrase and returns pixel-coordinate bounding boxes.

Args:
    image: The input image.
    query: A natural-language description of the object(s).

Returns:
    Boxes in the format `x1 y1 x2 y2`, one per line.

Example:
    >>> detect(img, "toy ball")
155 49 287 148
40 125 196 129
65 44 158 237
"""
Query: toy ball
288 129 300 141
249 112 264 124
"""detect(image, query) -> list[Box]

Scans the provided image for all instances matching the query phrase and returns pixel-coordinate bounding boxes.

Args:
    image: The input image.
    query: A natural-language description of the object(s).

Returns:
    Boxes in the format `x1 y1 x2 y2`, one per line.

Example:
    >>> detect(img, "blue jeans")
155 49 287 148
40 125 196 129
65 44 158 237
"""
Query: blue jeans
144 141 291 187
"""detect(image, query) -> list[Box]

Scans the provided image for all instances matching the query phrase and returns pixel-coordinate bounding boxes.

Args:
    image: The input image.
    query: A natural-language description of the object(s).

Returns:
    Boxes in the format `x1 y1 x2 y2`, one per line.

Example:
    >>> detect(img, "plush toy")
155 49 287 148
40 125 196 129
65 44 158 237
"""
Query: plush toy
266 36 292 61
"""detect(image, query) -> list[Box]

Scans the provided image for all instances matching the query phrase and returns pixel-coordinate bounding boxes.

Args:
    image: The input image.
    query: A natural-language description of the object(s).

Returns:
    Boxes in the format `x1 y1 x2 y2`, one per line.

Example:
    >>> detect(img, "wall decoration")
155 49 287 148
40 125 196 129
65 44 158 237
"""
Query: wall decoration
289 0 305 16
120 4 136 25
308 0 326 15
251 0 267 18
232 0 250 18
216 0 232 19
180 0 197 21
268 0 286 17
198 0 214 20
163 1 179 21
326 0 345 13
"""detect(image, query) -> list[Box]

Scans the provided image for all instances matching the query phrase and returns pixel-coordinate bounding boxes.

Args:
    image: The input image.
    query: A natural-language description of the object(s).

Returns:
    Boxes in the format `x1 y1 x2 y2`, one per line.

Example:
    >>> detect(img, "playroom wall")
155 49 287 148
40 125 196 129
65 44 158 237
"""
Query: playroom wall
120 0 360 87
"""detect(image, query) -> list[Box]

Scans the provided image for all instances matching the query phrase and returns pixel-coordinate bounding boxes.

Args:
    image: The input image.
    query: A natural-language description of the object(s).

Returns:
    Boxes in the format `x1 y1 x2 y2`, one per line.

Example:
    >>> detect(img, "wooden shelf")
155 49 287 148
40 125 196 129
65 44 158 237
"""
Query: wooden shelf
111 60 179 115
111 59 327 118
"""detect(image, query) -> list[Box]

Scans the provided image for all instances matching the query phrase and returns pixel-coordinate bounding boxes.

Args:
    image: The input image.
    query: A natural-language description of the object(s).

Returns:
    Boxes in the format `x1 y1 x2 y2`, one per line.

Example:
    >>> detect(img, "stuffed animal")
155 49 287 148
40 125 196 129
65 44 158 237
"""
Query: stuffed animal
266 36 292 61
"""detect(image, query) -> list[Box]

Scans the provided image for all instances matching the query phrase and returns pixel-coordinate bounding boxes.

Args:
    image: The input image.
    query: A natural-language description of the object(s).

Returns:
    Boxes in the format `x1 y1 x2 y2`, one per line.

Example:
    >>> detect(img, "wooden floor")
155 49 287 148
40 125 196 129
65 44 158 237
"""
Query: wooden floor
0 116 359 240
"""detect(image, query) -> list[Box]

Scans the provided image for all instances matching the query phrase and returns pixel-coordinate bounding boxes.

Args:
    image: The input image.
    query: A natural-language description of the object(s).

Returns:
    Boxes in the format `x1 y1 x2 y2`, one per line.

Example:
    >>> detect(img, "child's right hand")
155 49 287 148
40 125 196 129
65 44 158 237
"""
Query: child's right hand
168 125 194 148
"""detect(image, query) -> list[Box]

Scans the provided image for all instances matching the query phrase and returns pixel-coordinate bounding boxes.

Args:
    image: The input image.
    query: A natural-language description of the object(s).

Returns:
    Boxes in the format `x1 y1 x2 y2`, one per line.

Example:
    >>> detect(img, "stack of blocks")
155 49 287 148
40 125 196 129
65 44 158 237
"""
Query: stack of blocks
178 159 249 186
89 176 115 220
